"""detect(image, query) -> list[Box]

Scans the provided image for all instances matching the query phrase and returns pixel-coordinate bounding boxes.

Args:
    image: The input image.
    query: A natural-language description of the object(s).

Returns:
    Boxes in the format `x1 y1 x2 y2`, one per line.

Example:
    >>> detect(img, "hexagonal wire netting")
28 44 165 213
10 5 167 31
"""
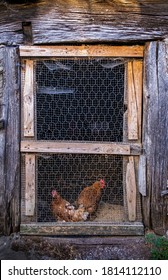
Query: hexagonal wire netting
36 58 124 142
34 58 128 223
37 154 124 222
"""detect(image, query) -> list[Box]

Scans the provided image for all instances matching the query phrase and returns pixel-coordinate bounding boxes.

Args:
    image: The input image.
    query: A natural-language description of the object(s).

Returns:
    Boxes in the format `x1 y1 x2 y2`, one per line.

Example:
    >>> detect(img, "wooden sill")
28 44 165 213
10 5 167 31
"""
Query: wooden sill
20 222 144 236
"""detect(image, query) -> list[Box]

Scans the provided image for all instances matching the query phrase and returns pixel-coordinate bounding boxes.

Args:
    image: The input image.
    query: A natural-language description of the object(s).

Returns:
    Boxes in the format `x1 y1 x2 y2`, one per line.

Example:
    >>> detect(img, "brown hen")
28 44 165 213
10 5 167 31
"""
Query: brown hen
51 190 88 222
76 179 105 215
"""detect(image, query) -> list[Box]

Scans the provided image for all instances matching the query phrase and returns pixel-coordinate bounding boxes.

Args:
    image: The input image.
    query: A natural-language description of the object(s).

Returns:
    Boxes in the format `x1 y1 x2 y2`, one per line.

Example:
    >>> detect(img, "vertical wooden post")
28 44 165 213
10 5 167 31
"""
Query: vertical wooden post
126 156 137 221
2 46 20 234
23 60 34 137
127 60 143 141
0 46 5 233
25 154 36 216
138 155 146 196
143 41 168 234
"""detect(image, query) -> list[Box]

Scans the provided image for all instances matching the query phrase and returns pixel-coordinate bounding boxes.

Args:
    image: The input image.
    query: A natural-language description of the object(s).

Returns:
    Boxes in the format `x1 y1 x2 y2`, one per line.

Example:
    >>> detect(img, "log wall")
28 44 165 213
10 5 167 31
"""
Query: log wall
0 1 168 45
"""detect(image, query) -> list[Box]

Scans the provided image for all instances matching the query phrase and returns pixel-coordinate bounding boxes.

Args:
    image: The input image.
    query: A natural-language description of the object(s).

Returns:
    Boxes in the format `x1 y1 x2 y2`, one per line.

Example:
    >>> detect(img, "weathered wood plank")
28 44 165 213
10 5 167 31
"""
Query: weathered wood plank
3 46 20 234
0 46 5 233
127 60 142 141
20 45 144 57
27 2 168 44
126 156 137 221
142 41 168 235
20 222 144 236
23 60 34 137
127 62 138 140
152 41 168 234
1 1 168 44
133 60 143 141
141 42 154 229
0 21 23 45
21 141 142 155
25 154 36 216
138 155 147 196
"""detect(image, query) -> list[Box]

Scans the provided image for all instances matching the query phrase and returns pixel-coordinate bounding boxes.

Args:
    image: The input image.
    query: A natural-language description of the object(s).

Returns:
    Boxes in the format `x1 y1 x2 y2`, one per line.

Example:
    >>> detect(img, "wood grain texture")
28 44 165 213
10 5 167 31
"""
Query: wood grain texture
20 222 144 236
19 45 144 57
133 60 143 141
25 154 35 216
0 46 5 233
142 41 168 234
127 60 143 141
126 156 137 221
138 155 146 196
127 62 138 140
20 141 142 155
23 60 34 137
0 1 168 44
2 46 20 234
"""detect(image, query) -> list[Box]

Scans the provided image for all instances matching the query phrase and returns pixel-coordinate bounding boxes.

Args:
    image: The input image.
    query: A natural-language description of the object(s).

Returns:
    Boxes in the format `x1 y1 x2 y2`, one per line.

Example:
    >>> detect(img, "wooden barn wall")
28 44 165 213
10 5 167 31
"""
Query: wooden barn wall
0 47 5 234
142 41 168 235
0 46 20 234
0 0 168 235
0 0 168 44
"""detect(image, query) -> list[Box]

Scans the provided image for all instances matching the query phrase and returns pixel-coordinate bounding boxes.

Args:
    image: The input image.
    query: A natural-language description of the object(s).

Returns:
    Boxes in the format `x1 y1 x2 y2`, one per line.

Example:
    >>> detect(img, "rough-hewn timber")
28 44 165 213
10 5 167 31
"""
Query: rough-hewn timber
20 141 142 155
0 46 20 234
19 45 144 57
142 41 168 235
20 222 144 236
0 46 5 234
0 1 168 44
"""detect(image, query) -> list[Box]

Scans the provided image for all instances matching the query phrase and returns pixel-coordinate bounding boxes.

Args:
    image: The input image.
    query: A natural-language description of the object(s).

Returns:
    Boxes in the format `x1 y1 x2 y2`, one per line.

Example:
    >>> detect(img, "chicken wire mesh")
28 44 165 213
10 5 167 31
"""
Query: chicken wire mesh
21 154 142 224
35 58 125 142
36 153 125 223
21 56 143 226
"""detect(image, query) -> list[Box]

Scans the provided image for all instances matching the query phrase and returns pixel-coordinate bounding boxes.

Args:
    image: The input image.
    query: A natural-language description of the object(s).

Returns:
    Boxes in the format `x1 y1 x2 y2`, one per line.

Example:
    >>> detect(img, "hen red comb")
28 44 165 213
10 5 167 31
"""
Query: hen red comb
100 179 105 188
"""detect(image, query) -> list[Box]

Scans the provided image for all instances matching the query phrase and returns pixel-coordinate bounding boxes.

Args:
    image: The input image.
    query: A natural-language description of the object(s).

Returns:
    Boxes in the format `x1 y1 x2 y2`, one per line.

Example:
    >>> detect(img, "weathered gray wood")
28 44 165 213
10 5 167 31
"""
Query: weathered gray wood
141 42 154 229
1 1 168 44
0 46 5 234
21 141 142 155
23 60 34 137
142 41 168 235
2 46 20 234
126 156 137 221
154 41 168 234
25 154 36 216
138 155 147 196
20 222 144 236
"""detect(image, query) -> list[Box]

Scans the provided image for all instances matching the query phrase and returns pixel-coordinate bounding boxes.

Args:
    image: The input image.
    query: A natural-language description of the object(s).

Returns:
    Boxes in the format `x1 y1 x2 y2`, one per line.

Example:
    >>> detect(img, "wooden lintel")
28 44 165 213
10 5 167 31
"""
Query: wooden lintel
19 45 144 58
20 141 142 155
20 222 144 236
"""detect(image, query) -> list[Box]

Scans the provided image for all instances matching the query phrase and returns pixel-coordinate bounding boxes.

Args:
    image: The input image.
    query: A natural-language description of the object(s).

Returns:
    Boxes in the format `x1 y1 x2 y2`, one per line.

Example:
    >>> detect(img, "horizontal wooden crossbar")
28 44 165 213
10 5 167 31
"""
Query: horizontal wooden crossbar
20 45 144 58
21 141 141 155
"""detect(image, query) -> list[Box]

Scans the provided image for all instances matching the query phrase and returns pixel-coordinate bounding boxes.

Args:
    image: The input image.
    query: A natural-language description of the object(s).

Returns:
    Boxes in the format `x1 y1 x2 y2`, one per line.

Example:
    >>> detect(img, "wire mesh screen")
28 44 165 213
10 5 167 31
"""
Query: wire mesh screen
37 154 126 223
36 59 125 142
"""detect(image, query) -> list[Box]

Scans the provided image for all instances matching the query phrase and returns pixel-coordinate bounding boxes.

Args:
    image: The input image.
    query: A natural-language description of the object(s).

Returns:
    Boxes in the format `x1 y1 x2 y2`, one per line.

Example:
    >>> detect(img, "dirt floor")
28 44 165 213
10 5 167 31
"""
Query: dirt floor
0 234 152 260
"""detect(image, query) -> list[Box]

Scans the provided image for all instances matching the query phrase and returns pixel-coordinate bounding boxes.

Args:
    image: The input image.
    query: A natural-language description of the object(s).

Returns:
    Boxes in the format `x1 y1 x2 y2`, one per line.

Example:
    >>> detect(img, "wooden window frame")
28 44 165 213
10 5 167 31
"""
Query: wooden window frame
20 45 144 236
